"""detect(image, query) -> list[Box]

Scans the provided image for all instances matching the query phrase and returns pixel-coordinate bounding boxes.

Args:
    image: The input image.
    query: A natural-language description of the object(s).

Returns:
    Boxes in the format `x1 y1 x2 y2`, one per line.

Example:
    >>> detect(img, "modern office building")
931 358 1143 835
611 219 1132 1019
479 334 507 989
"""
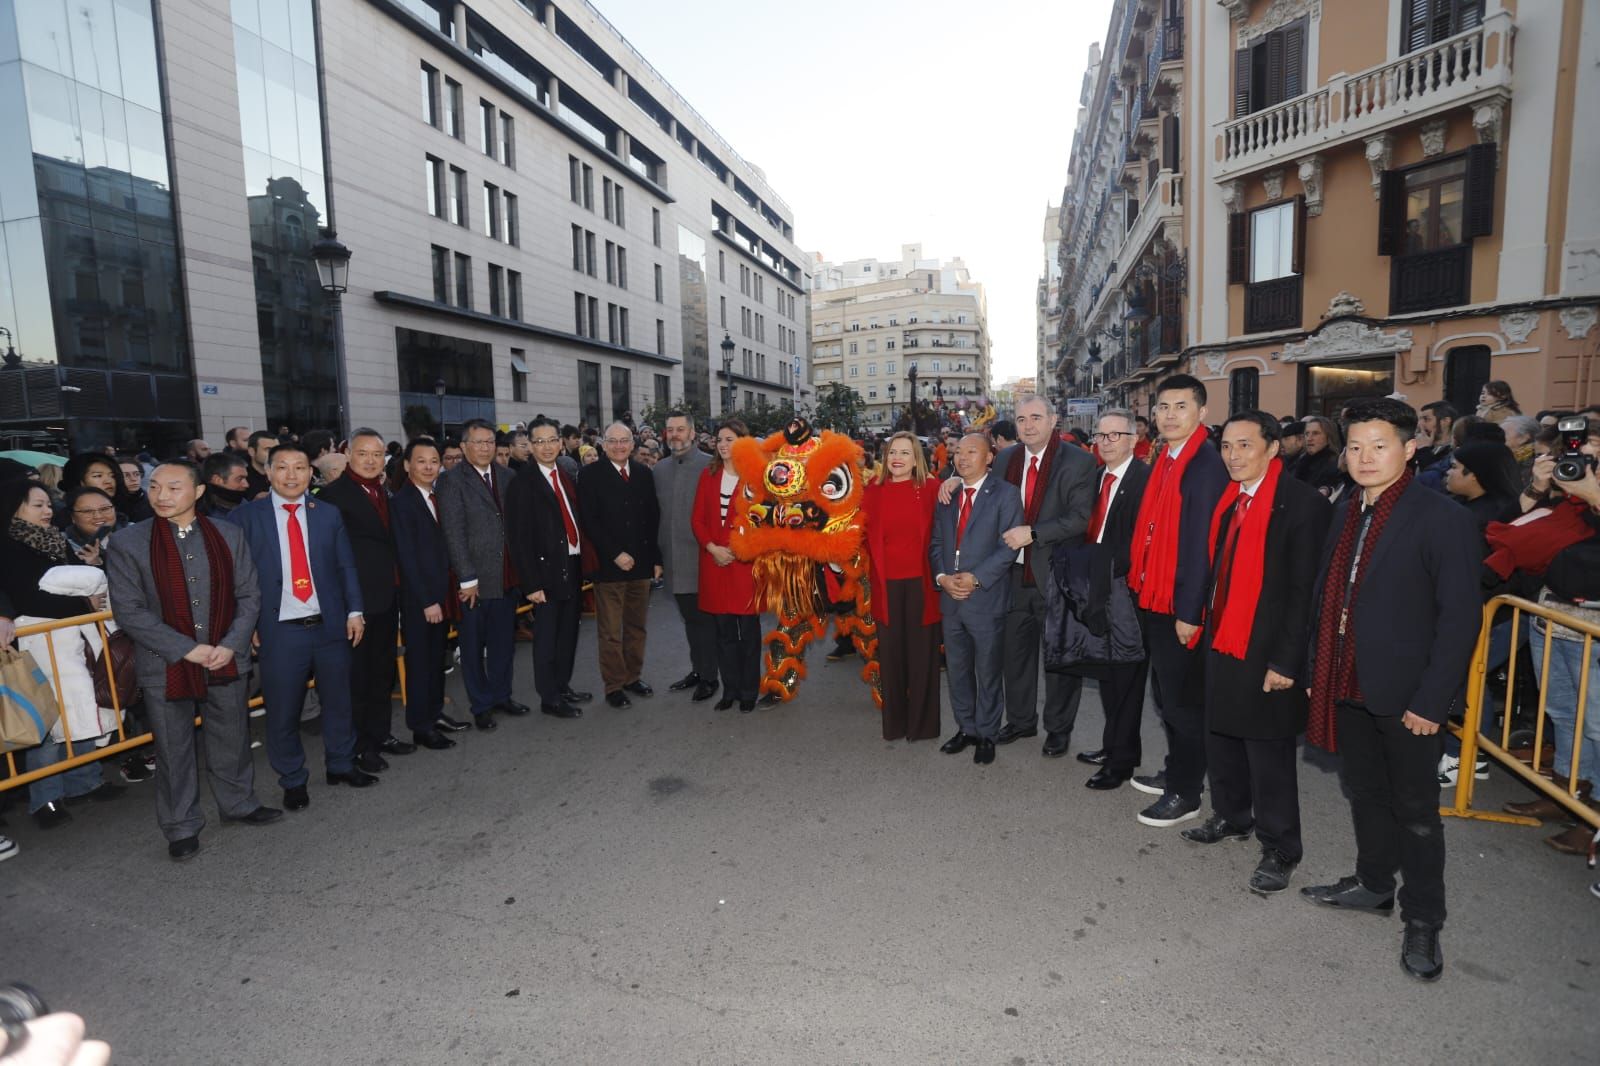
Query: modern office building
809 244 991 431
1036 203 1062 386
0 0 806 452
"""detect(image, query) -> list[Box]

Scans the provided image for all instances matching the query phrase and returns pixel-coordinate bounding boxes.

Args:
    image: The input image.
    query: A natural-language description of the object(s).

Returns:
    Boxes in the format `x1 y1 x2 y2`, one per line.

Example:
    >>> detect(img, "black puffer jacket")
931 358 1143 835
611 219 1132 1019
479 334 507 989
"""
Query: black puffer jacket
1044 541 1145 674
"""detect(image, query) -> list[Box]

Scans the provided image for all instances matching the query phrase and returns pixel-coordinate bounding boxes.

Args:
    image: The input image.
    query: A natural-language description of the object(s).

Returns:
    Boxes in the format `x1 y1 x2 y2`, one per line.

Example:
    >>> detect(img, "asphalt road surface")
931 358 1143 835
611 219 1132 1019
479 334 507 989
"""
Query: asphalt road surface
3 596 1595 1064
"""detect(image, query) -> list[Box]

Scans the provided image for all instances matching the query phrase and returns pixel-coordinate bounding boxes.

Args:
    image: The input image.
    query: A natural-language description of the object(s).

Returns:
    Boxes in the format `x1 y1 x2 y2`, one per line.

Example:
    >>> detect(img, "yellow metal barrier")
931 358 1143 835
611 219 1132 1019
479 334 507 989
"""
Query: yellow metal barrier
1445 594 1600 833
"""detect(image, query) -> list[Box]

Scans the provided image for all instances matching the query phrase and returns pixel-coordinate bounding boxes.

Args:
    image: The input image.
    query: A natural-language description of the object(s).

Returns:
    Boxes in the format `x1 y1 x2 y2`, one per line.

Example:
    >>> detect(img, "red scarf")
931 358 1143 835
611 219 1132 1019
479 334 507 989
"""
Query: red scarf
347 469 390 529
1127 427 1210 616
150 515 239 700
1307 468 1412 752
1004 443 1057 582
1205 458 1284 660
1482 496 1593 580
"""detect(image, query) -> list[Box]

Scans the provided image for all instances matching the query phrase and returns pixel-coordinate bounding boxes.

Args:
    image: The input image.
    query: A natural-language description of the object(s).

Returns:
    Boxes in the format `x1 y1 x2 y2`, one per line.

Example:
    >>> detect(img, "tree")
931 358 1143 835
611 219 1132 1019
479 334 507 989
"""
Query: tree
637 396 711 435
813 384 865 435
401 403 439 441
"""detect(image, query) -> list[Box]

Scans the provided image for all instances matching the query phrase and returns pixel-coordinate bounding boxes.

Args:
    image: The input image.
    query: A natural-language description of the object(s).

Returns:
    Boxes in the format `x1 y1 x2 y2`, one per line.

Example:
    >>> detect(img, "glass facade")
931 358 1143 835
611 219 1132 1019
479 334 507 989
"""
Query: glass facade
231 0 338 435
676 225 708 410
395 327 495 438
0 0 194 452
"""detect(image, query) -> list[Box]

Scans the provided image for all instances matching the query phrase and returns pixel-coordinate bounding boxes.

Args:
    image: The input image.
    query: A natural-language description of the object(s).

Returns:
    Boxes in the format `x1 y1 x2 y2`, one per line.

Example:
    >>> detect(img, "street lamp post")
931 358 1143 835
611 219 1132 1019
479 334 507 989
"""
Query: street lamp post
887 382 897 430
312 228 352 441
432 377 447 439
720 331 735 415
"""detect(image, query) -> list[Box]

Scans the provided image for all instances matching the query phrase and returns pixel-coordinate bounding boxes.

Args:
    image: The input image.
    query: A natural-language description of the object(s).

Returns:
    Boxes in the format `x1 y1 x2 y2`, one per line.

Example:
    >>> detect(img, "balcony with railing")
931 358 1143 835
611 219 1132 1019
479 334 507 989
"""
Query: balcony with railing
1215 11 1513 181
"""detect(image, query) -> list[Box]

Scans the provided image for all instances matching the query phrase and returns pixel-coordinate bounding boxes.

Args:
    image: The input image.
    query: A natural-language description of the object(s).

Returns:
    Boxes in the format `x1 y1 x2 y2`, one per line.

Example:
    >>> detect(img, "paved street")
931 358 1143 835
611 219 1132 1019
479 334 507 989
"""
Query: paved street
3 595 1595 1065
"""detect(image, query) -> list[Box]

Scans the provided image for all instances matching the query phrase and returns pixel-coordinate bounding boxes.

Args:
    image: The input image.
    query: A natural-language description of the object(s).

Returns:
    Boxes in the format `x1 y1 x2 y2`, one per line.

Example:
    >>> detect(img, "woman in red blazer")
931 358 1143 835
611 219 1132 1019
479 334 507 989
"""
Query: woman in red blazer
863 430 942 741
692 419 762 712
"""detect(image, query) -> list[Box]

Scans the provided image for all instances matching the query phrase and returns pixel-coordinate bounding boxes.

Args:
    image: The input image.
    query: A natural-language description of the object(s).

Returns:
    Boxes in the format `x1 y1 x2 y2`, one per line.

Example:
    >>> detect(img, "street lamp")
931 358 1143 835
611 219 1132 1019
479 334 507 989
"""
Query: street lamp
720 331 735 414
432 377 447 439
312 228 353 440
887 382 897 429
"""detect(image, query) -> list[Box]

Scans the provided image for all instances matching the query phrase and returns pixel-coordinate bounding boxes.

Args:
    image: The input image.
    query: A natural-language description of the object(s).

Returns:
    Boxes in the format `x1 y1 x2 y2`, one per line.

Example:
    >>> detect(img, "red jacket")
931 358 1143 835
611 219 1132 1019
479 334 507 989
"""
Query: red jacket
863 477 941 627
690 465 758 615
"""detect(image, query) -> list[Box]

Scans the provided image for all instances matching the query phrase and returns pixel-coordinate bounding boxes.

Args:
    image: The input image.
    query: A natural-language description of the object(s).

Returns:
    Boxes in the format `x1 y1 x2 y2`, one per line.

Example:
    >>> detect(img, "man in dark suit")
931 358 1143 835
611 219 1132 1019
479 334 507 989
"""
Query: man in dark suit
1126 374 1230 829
389 437 458 750
1179 412 1330 896
931 433 1025 765
1075 409 1153 789
436 418 524 729
1300 398 1481 983
317 429 414 772
228 442 376 811
579 422 661 708
507 417 592 719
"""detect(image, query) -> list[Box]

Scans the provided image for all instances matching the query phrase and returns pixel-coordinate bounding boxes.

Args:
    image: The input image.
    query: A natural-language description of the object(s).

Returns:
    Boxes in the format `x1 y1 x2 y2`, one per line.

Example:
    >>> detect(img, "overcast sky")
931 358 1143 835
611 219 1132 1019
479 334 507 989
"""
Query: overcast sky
590 0 1115 384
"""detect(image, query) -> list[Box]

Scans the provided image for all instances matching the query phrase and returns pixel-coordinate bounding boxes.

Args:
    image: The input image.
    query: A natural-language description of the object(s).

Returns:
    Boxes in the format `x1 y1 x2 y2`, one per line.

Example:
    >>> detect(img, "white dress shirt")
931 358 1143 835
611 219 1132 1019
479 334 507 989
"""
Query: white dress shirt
1015 444 1049 562
540 461 582 556
271 491 322 620
1094 456 1135 545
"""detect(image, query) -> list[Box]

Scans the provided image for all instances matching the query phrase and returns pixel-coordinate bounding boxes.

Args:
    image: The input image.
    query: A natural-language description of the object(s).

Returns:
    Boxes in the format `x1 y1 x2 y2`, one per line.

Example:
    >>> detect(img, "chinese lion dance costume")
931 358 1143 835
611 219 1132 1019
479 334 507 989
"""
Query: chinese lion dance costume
729 418 882 706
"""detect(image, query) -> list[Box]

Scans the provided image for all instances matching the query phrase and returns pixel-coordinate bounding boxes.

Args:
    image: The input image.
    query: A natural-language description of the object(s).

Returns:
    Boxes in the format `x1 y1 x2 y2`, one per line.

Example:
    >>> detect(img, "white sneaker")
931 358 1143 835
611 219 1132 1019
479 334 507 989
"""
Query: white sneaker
0 835 17 862
1437 754 1488 787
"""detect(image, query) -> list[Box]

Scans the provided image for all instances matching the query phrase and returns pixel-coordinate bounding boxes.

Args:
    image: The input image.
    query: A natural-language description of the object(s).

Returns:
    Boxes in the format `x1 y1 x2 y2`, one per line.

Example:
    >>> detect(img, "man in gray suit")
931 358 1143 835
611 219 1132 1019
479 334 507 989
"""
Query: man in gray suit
106 461 280 862
931 434 1025 765
654 410 717 701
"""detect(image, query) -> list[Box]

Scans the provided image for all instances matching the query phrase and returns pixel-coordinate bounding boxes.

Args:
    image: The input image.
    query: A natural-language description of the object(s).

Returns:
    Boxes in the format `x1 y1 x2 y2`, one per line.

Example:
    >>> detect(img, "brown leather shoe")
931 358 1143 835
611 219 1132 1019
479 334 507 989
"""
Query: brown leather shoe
1545 825 1596 855
1504 796 1568 820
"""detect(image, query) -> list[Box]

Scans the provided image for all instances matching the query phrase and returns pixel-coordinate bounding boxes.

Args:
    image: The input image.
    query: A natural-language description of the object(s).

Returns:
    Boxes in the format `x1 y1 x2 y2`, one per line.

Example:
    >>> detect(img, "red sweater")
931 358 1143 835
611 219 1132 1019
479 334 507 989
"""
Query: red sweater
690 466 758 615
863 477 940 627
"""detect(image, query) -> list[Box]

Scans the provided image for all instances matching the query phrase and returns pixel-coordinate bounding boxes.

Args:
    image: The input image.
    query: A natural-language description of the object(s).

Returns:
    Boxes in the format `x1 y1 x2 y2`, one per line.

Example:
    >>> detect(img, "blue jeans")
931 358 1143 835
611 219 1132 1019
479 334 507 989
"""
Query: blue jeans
1541 631 1600 784
25 741 105 813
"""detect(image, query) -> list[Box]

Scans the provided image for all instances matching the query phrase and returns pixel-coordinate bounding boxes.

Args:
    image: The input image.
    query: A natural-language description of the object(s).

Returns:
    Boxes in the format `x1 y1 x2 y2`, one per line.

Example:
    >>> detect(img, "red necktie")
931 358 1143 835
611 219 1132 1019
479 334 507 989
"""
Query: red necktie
619 463 629 482
956 487 974 547
428 490 441 525
551 469 579 547
1024 454 1041 518
1212 493 1253 617
1088 470 1118 542
283 502 312 602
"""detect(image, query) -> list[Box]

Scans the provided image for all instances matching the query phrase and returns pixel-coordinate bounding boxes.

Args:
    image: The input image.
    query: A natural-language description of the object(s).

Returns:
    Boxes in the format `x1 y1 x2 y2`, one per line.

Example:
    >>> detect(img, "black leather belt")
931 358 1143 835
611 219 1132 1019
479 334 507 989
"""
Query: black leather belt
282 614 323 627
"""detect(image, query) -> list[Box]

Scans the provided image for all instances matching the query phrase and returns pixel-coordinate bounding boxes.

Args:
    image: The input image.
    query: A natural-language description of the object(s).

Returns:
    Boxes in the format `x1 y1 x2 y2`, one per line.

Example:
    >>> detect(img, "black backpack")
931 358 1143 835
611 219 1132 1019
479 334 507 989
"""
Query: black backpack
1545 538 1600 604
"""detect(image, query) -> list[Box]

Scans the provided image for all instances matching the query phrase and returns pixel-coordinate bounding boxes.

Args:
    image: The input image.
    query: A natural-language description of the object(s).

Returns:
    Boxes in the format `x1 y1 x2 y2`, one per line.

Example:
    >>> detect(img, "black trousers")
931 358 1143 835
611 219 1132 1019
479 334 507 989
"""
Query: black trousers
531 568 582 707
1097 659 1150 774
877 577 941 741
401 606 447 735
1337 701 1447 928
1144 609 1207 802
713 613 763 703
1003 565 1083 735
675 592 719 681
351 603 398 752
1206 732 1302 862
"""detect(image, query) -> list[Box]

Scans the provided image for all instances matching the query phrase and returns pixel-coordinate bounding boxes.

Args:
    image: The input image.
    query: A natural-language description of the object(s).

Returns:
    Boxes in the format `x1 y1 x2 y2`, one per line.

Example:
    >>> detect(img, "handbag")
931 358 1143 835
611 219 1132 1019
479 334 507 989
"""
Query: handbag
0 646 63 752
84 628 141 710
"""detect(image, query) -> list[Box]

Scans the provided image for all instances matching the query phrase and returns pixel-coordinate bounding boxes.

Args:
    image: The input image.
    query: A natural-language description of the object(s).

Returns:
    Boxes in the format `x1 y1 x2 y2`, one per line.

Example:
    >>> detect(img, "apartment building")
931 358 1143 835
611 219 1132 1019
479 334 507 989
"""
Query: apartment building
1053 0 1600 421
0 0 806 450
1036 203 1063 387
809 245 992 431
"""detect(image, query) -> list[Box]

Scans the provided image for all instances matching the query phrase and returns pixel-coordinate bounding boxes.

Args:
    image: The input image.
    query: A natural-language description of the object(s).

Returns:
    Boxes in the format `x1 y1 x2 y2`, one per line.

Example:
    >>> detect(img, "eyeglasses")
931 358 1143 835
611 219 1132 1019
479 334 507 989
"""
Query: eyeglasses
529 436 560 446
1089 431 1130 443
73 505 115 517
602 437 634 445
463 436 495 446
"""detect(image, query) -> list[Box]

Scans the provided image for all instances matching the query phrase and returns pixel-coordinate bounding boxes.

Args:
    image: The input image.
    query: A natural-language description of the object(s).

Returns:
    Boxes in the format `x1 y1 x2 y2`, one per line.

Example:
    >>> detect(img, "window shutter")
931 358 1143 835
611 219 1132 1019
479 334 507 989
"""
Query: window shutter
1283 22 1306 101
1233 47 1251 117
1403 0 1433 53
1376 170 1407 256
1265 31 1286 107
1228 211 1249 285
1463 142 1497 239
1291 195 1307 275
1161 115 1180 171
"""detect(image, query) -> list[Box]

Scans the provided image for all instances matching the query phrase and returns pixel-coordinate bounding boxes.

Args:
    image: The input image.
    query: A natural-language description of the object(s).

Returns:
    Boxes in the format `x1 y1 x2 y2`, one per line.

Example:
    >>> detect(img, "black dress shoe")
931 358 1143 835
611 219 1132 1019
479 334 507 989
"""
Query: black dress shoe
974 738 996 765
168 835 200 862
738 700 756 713
283 786 310 811
354 751 389 774
995 724 1037 745
1075 748 1108 766
1249 850 1298 895
1041 732 1071 757
474 713 499 731
1085 768 1131 790
562 688 593 704
668 672 700 691
623 680 653 697
691 681 718 702
499 700 532 717
1180 814 1253 845
222 806 284 826
326 768 380 788
757 692 782 706
435 713 471 733
379 735 417 756
32 801 73 829
1400 921 1444 981
713 698 735 711
940 732 975 755
540 702 583 719
413 730 457 750
1299 875 1395 915
606 690 632 708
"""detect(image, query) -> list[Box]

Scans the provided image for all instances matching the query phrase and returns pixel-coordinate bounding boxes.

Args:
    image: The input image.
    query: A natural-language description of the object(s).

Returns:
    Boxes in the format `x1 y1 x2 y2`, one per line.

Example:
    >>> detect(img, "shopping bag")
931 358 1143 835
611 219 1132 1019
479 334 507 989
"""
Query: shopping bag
0 646 63 752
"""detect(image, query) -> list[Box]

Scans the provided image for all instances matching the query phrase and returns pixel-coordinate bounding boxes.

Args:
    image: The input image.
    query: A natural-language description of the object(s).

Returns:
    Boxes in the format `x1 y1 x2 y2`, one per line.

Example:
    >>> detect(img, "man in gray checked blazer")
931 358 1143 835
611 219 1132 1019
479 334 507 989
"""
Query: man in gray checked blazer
106 461 279 862
653 410 716 701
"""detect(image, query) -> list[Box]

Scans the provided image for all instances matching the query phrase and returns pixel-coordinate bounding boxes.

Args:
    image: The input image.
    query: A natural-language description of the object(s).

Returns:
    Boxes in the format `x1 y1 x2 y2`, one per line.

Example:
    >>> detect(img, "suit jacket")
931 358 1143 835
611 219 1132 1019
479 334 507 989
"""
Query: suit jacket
1202 474 1331 738
389 482 452 615
435 461 517 600
1167 440 1231 625
1308 478 1483 723
994 439 1098 561
506 463 585 602
105 517 261 686
1095 458 1153 578
316 476 398 615
929 475 1025 619
654 446 711 595
227 494 362 645
579 459 661 582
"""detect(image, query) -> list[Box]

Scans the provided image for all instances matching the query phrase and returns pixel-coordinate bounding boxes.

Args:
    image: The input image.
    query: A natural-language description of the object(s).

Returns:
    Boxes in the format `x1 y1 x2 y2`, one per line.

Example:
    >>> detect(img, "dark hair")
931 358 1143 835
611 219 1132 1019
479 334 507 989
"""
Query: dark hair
403 437 441 462
529 416 560 433
508 428 528 442
346 426 384 447
1136 415 1150 427
152 459 201 485
267 441 310 464
1155 373 1207 407
1462 419 1506 444
226 426 250 445
460 418 496 440
665 409 694 429
1342 397 1418 440
1222 409 1282 444
1481 380 1519 411
65 486 115 514
0 479 49 525
443 437 462 450
560 424 579 438
201 453 247 483
1420 400 1458 422
990 419 1017 441
494 431 511 447
1451 441 1520 500
247 430 277 450
1534 425 1562 448
1534 409 1569 423
302 429 335 458
61 452 119 491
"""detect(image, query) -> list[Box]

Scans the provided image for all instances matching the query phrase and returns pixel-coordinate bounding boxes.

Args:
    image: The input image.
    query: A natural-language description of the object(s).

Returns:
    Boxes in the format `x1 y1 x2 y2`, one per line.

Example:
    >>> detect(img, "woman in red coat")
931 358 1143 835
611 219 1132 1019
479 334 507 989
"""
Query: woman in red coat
692 419 762 712
863 431 942 741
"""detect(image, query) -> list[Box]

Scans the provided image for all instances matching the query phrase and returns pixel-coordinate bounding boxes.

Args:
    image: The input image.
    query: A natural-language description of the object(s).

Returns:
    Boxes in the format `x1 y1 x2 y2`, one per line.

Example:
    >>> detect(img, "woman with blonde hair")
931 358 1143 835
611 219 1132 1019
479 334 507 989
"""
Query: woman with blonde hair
862 431 942 741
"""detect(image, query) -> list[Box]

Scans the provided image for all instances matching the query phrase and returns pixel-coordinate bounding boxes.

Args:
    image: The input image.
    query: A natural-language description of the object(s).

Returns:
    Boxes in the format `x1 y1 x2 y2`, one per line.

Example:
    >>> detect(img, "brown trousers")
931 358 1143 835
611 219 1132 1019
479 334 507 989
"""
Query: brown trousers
594 579 651 693
877 577 942 741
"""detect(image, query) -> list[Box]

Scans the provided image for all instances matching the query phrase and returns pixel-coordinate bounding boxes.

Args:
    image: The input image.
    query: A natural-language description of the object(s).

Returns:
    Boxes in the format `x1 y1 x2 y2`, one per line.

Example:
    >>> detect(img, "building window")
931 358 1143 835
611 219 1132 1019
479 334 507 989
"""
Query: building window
587 296 599 339
583 164 594 210
718 250 726 283
585 231 597 278
603 177 615 222
431 245 449 302
488 263 503 316
453 252 471 308
1229 197 1305 333
483 182 500 239
656 319 666 355
866 362 877 376
605 241 616 285
1228 367 1260 414
571 225 583 271
574 291 586 334
611 366 631 420
614 186 626 228
849 365 858 377
578 360 602 426
652 207 662 247
619 308 630 348
480 99 496 157
1403 0 1483 53
1232 19 1306 116
504 193 518 246
654 263 663 302
500 113 515 168
507 271 522 321
444 77 463 139
1444 344 1492 415
511 348 528 403
569 156 582 203
719 295 727 327
426 155 444 216
655 373 670 408
1380 146 1495 313
848 341 858 355
607 302 619 345
617 247 628 290
421 63 440 127
448 166 467 227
